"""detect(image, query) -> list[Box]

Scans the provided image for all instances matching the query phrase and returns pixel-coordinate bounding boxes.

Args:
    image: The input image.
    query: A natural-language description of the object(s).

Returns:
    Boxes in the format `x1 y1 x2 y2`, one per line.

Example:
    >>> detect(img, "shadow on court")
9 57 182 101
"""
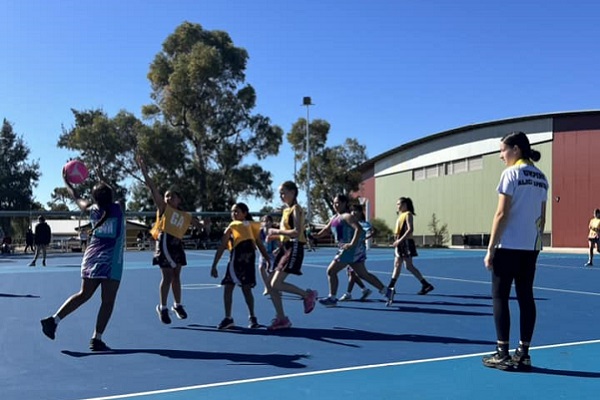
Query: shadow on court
61 349 309 369
0 292 39 298
343 303 493 316
176 324 496 348
512 366 600 378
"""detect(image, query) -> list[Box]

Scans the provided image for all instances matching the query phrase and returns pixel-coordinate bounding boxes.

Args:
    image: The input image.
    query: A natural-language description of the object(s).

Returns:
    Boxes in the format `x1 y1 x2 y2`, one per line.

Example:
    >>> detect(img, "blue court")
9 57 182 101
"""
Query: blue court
1 247 599 399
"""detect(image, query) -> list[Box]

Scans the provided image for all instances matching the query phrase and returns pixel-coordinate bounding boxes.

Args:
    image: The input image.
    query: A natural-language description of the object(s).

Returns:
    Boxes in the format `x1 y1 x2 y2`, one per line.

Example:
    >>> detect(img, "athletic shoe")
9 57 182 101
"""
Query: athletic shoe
482 350 512 370
248 316 260 329
303 289 318 313
89 338 111 352
512 348 532 371
156 305 171 325
318 296 338 307
40 317 57 340
217 317 235 330
171 304 188 320
418 284 434 295
360 288 373 301
339 292 353 301
267 316 292 330
584 261 593 267
29 262 35 267
385 287 395 306
42 260 46 267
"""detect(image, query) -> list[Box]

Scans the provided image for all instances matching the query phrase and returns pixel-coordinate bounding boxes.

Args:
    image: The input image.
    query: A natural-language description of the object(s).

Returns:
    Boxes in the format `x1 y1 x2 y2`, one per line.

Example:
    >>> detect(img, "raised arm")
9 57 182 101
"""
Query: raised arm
136 154 165 212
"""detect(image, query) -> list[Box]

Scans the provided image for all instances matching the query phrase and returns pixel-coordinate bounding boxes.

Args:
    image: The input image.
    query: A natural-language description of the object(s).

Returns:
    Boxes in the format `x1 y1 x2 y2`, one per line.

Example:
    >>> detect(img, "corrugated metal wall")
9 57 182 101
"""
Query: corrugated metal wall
552 115 600 247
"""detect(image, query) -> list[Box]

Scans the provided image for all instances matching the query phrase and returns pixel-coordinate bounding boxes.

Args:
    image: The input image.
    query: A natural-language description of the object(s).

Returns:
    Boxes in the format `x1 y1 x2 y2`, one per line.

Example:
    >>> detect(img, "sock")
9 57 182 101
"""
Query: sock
497 342 509 355
174 302 182 308
160 305 168 310
518 342 530 355
388 278 397 288
92 332 102 340
52 315 61 325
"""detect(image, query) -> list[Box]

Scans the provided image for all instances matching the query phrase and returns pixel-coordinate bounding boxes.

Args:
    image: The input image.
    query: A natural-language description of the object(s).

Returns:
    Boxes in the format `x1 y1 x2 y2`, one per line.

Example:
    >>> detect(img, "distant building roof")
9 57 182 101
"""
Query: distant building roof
33 219 150 236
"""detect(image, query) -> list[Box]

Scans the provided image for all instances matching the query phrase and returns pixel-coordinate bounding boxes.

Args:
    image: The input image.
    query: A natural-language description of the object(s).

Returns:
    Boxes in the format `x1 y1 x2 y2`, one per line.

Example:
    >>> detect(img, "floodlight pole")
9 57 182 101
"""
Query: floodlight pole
302 96 313 225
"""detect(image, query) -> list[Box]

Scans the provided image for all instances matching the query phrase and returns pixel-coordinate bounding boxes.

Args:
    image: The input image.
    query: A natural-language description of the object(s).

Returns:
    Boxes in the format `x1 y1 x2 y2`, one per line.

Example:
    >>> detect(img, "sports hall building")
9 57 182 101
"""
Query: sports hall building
356 110 600 248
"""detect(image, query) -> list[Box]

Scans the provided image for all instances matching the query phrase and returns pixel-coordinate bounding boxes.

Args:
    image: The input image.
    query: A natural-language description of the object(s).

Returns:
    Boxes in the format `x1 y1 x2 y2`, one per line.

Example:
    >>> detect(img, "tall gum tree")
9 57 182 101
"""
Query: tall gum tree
142 21 283 211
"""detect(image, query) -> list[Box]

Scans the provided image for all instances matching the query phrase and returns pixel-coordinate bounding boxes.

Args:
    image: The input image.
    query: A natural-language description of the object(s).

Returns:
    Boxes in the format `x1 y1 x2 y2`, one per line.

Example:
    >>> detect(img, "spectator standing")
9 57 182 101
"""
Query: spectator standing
24 227 35 253
30 216 52 267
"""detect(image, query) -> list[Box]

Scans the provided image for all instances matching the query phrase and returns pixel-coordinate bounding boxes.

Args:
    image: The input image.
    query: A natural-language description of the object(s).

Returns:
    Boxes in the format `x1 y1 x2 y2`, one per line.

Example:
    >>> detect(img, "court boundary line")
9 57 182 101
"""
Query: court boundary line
80 338 600 400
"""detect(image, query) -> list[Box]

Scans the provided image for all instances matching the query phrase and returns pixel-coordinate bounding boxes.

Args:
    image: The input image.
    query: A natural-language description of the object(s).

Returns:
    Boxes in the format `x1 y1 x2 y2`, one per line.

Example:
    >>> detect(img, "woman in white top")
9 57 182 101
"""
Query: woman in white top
482 131 548 371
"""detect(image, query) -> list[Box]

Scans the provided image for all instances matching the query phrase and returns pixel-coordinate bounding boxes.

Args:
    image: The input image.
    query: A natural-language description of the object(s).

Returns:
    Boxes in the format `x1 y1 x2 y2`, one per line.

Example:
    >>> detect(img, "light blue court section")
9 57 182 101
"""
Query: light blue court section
82 340 600 400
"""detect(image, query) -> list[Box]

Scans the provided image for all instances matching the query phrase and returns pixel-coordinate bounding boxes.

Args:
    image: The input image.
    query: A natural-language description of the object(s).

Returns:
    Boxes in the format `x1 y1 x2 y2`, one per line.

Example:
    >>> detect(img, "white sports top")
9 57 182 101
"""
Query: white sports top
496 159 548 251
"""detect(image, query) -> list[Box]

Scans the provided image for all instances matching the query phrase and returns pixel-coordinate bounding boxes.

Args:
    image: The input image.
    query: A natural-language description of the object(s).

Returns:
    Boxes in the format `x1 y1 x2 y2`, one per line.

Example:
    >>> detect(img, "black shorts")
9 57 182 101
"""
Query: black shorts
273 241 304 276
395 239 418 258
221 240 257 287
153 232 187 268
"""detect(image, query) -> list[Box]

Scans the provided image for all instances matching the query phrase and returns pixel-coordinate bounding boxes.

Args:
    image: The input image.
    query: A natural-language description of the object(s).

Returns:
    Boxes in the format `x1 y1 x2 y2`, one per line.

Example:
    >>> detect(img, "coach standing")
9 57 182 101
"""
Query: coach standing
29 215 52 267
482 131 548 371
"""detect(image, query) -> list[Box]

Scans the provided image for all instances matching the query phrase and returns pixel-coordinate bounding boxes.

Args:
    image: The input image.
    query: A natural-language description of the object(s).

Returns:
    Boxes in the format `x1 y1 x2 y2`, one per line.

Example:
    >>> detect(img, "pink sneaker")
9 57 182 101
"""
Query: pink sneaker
303 289 317 314
267 316 292 330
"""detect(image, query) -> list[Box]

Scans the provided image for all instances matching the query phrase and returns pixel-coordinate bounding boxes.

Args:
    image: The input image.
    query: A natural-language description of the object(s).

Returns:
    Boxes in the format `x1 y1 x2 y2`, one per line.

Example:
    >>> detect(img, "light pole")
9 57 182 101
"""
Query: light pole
302 96 313 225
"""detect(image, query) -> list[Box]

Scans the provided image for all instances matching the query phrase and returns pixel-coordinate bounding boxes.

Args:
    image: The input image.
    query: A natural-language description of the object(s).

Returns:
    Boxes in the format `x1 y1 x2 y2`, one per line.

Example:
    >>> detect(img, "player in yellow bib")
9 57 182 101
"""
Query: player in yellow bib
586 208 600 266
137 155 203 325
211 202 271 329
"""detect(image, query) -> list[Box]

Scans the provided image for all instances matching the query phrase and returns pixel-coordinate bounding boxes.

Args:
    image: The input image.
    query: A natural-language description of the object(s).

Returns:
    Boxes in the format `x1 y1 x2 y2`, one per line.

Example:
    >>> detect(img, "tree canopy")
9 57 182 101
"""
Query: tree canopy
0 119 41 235
141 21 284 211
287 118 368 222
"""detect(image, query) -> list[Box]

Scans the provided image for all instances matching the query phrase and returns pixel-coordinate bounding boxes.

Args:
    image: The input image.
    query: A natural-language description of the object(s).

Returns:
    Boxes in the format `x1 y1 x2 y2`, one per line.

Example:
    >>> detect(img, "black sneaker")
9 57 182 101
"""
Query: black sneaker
512 348 532 371
171 304 188 320
156 305 171 324
217 317 235 330
42 260 46 267
385 287 395 306
40 317 57 340
482 350 512 370
89 338 111 352
248 316 260 329
418 284 434 295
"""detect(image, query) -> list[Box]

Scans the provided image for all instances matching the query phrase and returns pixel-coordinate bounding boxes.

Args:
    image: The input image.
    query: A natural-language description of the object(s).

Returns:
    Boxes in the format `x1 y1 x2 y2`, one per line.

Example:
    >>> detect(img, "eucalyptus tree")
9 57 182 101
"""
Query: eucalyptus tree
142 21 283 212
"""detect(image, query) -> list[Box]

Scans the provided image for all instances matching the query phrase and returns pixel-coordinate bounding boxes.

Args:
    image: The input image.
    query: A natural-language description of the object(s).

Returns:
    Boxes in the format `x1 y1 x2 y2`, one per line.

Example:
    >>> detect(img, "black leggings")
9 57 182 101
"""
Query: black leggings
491 248 539 343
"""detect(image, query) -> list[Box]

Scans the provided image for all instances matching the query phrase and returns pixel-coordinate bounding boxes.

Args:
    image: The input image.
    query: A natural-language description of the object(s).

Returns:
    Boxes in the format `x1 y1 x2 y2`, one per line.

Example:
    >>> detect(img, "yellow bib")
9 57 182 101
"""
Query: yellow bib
150 204 192 240
227 220 261 250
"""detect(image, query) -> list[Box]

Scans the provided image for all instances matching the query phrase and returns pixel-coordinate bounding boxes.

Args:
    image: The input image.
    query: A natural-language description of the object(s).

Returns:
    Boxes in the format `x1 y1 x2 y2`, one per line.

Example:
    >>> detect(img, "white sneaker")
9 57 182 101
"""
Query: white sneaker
339 293 352 301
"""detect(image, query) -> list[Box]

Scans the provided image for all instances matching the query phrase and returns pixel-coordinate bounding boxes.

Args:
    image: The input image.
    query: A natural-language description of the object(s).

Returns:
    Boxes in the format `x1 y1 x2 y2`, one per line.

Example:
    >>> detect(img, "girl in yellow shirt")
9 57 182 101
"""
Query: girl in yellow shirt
211 202 271 329
586 208 600 266
138 155 203 325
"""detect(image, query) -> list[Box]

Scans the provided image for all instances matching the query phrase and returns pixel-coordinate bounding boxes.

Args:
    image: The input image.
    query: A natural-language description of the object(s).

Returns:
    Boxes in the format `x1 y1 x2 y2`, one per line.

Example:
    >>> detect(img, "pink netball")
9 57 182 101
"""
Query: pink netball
63 160 89 184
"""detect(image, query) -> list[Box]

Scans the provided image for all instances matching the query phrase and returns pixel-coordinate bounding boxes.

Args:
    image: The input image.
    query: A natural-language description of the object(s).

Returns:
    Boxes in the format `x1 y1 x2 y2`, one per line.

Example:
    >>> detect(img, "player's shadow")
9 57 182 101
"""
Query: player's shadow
359 298 491 308
432 294 549 301
179 324 496 348
0 293 39 298
342 303 493 317
513 366 600 378
61 348 308 369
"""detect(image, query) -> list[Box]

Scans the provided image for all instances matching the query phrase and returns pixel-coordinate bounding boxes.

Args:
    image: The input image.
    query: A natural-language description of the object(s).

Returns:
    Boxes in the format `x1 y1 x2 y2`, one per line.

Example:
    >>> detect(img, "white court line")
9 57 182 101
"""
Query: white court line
418 275 600 297
304 262 600 297
80 338 600 400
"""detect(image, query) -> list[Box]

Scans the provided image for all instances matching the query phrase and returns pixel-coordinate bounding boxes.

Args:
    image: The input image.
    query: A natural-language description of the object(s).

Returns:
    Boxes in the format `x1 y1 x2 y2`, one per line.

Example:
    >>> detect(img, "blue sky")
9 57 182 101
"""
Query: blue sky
2 0 600 211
